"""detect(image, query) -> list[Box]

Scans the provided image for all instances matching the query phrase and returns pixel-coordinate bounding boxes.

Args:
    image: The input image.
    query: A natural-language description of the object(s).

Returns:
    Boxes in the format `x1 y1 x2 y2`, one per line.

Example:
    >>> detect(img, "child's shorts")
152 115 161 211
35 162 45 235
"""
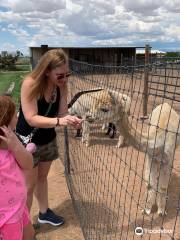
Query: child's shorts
0 207 30 240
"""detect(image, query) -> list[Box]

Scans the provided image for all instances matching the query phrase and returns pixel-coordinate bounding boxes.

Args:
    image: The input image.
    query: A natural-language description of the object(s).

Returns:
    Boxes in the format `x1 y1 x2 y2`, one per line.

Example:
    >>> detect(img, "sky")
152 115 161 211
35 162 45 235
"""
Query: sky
0 0 180 55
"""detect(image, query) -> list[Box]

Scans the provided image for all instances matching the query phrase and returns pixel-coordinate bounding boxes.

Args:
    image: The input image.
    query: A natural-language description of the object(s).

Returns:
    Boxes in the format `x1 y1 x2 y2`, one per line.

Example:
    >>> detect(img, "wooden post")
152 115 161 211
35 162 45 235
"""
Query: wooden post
114 53 117 73
121 53 123 66
115 53 117 66
143 44 150 116
134 51 136 65
164 62 167 97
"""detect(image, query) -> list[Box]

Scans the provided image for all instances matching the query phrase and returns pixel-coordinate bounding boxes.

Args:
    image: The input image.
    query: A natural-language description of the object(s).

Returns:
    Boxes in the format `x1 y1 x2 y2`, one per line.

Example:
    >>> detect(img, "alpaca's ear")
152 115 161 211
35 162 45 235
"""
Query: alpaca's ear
107 90 116 105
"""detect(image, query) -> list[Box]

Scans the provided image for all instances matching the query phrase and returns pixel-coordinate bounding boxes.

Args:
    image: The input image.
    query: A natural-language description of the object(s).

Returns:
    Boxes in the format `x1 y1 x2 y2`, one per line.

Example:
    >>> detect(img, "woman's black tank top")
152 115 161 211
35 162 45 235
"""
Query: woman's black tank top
16 88 60 145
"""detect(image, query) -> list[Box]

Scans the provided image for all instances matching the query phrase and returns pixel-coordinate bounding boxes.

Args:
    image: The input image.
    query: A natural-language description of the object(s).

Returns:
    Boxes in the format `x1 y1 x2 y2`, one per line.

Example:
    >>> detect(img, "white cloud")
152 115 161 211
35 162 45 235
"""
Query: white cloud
164 0 180 12
0 42 16 52
0 0 66 13
7 24 29 38
164 25 180 40
0 11 22 22
0 0 180 53
121 0 163 16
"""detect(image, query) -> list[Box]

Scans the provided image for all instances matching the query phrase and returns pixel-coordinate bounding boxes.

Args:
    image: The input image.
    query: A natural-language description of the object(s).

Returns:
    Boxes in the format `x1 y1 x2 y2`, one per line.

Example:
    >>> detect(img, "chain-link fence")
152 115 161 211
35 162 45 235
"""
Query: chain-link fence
59 59 180 240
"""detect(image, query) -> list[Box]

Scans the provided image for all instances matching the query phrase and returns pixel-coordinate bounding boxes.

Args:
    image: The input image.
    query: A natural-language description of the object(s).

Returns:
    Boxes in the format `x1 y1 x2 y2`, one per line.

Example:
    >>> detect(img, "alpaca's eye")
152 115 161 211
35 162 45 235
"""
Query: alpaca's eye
100 108 109 112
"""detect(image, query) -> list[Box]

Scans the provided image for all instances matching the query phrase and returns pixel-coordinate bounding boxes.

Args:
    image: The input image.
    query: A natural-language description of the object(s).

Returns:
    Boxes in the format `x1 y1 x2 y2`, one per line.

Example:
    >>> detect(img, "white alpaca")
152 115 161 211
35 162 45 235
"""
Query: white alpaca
84 100 180 216
69 89 131 147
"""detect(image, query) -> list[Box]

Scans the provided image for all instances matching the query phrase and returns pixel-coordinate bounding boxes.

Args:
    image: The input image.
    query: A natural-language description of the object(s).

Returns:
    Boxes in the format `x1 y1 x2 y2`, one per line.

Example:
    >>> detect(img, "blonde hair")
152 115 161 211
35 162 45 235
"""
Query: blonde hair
28 48 68 100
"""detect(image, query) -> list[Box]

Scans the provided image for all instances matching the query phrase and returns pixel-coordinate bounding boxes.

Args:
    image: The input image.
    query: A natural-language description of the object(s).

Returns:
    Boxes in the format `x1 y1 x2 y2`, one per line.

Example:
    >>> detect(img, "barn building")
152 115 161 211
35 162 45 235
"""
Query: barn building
29 45 141 69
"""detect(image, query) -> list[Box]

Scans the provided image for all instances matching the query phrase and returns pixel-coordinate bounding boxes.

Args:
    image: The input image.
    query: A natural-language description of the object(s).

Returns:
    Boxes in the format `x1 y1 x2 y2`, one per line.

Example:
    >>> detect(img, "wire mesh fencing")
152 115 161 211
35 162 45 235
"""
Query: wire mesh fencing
58 59 180 240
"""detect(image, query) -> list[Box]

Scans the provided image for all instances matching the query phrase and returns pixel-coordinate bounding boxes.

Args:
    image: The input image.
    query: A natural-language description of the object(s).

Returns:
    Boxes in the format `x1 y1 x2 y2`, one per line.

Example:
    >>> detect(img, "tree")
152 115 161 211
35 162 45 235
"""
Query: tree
0 50 23 70
166 52 180 58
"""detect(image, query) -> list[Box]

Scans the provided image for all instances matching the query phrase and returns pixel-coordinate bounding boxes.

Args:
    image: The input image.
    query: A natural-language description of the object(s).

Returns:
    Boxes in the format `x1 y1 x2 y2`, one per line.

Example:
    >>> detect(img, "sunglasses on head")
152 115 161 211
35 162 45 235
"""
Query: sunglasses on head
57 72 71 80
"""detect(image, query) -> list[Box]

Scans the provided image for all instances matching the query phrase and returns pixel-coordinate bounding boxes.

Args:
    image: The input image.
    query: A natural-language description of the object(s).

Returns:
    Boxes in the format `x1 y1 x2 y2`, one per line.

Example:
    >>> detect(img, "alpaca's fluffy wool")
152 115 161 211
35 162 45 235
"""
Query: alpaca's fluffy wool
69 89 131 147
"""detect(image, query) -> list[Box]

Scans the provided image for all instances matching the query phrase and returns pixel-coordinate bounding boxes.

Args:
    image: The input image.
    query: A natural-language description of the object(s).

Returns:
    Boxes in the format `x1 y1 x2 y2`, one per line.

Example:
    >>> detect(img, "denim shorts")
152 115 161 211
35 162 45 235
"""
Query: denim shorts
33 138 59 167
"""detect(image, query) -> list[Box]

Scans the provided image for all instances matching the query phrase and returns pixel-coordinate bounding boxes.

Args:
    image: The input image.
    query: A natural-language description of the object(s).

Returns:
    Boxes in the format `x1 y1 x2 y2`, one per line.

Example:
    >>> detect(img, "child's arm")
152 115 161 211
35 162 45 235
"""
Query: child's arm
0 126 33 169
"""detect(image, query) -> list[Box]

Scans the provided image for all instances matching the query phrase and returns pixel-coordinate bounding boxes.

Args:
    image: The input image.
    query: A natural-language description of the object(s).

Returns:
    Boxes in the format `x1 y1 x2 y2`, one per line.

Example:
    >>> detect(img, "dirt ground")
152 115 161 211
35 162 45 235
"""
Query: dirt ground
31 156 84 240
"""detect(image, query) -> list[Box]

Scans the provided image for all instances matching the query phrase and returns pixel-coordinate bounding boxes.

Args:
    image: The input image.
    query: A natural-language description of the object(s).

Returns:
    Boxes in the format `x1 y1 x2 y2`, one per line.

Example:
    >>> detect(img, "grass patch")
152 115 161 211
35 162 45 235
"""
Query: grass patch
0 64 31 71
0 71 29 106
0 73 13 93
15 64 31 71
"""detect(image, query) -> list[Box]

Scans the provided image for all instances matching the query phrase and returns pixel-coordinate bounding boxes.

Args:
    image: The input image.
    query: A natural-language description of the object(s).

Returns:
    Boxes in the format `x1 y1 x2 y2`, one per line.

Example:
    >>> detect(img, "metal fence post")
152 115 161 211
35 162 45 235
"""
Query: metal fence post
143 44 150 116
64 126 71 174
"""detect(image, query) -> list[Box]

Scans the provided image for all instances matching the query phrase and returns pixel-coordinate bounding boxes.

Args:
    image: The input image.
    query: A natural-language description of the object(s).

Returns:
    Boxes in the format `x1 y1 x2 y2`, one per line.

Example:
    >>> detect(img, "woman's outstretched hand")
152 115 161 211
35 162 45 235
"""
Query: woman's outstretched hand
60 115 83 129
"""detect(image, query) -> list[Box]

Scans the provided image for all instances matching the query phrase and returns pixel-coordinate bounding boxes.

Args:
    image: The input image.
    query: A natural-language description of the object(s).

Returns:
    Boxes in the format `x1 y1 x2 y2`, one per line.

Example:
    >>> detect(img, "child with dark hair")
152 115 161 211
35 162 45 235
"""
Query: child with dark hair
0 95 35 240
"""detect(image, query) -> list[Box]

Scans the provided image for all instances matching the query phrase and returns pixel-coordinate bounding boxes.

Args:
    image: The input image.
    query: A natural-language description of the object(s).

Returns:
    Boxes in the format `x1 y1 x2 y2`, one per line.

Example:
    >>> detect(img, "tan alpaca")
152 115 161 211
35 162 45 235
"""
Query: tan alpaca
119 103 180 215
69 89 131 147
85 101 180 216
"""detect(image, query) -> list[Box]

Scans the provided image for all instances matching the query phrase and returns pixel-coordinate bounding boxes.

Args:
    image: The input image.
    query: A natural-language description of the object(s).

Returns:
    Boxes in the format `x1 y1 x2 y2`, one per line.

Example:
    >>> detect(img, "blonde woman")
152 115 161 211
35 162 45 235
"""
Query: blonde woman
16 49 82 226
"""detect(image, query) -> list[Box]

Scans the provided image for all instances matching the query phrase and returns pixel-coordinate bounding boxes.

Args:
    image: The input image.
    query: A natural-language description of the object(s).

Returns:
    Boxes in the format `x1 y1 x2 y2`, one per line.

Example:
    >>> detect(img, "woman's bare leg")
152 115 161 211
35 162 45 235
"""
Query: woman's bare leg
34 161 52 213
24 167 38 211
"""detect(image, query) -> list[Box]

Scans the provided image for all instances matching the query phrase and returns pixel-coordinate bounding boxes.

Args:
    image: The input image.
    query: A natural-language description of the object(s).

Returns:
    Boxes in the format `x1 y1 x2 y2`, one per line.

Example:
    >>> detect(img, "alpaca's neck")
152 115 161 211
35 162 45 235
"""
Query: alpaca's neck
118 109 150 152
118 103 180 154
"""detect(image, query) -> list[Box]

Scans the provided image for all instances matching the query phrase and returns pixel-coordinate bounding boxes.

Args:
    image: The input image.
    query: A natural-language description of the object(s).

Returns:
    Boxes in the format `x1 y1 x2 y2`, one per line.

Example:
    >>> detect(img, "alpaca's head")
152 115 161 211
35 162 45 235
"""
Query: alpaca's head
84 90 120 122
